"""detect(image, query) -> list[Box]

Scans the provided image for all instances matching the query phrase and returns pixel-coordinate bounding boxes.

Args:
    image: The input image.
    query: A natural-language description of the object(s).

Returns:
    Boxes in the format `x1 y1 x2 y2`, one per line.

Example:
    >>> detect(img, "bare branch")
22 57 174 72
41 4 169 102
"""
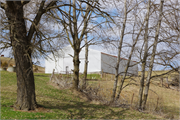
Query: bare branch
21 1 30 6
0 2 6 10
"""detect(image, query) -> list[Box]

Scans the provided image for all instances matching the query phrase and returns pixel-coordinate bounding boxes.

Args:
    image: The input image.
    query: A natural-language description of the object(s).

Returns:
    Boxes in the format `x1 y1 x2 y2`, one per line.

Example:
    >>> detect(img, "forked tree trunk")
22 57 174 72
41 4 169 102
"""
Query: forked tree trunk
5 2 37 110
138 0 151 110
116 18 146 100
111 0 127 103
142 0 164 109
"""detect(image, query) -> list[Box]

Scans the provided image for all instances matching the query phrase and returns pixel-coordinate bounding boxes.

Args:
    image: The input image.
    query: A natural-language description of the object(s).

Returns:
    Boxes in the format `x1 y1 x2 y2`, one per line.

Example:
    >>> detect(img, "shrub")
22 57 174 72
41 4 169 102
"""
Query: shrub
34 66 38 72
1 62 8 68
9 64 13 67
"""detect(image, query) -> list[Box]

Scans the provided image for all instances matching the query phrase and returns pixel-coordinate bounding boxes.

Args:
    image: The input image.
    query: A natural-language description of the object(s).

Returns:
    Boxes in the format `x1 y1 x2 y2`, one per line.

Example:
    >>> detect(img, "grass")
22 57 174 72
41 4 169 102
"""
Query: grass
85 75 180 119
1 71 164 119
138 70 179 79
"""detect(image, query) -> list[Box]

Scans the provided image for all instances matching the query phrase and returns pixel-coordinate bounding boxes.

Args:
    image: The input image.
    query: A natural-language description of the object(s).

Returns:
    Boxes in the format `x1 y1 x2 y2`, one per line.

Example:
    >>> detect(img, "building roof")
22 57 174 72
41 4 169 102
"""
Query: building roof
101 52 137 62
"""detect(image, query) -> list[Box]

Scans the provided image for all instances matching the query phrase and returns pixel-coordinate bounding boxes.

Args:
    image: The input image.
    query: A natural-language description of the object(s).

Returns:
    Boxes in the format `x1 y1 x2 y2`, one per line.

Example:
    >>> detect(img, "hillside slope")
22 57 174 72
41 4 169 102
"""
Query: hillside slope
1 71 163 119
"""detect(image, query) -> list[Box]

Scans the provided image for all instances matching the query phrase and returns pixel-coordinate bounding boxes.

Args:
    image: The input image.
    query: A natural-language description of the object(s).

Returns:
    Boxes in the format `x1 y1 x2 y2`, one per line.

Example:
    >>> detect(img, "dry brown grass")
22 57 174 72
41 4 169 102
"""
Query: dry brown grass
138 70 179 78
86 73 180 119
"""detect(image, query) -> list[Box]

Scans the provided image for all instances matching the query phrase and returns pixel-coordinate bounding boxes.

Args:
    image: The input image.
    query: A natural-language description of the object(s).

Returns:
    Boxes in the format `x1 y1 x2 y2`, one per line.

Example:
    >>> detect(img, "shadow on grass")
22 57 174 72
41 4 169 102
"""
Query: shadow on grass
34 75 50 77
39 100 128 119
161 105 180 118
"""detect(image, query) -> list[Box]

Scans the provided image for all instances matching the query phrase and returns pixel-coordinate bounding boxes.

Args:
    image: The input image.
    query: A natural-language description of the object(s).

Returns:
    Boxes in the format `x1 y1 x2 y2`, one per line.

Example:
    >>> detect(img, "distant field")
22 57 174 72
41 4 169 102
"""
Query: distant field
138 70 179 79
1 71 166 119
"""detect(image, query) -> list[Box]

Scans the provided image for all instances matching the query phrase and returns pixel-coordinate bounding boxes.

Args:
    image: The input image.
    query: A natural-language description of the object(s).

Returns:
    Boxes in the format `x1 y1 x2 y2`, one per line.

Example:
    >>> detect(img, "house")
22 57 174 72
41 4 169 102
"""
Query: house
45 45 138 76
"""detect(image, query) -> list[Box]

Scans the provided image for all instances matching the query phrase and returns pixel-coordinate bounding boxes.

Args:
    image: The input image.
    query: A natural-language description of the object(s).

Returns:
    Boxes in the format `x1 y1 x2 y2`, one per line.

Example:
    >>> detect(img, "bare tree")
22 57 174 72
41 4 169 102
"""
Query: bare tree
111 0 128 103
0 0 57 110
138 0 151 110
116 15 146 100
82 26 88 89
142 0 164 110
110 0 144 103
50 0 112 91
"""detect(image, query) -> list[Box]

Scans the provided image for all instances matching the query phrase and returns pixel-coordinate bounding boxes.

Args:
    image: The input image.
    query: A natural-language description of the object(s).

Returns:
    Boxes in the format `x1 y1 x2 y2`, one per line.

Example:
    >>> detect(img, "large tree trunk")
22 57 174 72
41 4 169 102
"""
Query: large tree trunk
5 1 37 110
13 44 37 110
71 0 80 91
72 47 80 91
138 0 151 110
142 0 164 109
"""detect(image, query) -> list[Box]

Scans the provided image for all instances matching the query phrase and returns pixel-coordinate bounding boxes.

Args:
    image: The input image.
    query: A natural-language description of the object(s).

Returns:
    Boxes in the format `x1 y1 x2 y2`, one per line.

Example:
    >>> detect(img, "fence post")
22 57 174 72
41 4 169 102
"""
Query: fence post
50 69 55 81
166 77 168 84
160 77 163 87
131 93 134 109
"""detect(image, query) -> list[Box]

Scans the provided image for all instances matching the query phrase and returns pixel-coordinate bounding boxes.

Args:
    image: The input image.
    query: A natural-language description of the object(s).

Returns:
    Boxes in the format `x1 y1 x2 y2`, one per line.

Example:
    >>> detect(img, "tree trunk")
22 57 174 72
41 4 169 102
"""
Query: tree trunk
82 33 88 89
5 1 37 110
116 17 145 100
111 0 127 103
138 0 151 110
72 48 80 91
13 44 37 110
142 0 164 109
71 0 80 91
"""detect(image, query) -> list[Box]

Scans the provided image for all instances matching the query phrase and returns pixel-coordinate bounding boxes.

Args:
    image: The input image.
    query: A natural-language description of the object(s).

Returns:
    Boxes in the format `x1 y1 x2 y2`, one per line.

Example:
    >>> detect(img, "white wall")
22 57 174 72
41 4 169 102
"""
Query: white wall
45 45 138 75
81 49 101 73
45 45 101 74
45 53 56 73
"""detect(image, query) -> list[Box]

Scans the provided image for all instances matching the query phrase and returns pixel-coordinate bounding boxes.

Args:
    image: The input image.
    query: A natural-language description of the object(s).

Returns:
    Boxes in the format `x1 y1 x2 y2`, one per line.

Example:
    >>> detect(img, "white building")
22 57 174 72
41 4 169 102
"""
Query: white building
45 45 138 76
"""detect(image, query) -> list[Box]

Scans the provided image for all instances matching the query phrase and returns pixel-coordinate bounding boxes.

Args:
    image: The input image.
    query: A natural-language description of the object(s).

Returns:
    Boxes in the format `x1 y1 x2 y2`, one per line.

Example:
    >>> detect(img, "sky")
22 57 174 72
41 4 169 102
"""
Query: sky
0 0 180 70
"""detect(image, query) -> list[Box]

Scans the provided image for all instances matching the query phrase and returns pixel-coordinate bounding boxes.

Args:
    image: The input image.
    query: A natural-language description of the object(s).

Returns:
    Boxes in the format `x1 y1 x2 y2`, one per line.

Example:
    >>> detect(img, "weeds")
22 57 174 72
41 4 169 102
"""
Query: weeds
49 72 179 119
50 73 72 89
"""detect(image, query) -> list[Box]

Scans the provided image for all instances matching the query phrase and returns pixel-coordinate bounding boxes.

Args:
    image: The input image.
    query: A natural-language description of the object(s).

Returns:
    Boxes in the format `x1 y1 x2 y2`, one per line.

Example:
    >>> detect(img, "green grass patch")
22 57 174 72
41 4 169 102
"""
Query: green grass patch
86 74 101 79
1 71 161 119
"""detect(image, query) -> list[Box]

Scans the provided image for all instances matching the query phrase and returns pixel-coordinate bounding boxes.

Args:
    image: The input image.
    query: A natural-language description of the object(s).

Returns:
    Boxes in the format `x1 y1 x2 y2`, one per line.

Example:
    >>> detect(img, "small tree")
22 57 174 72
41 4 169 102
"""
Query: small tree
51 0 113 91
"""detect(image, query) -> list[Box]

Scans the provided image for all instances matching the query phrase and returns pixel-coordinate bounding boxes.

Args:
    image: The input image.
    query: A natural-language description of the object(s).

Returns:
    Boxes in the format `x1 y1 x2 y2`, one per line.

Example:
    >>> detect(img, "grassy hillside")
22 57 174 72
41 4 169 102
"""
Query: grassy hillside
0 57 15 65
0 57 45 73
87 78 180 119
138 70 179 78
1 71 164 119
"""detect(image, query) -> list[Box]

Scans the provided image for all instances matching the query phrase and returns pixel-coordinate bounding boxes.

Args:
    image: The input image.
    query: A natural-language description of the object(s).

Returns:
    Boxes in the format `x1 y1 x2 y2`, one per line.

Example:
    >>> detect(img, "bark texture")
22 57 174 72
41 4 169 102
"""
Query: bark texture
5 1 37 110
138 0 151 110
71 0 80 91
72 47 80 91
142 0 164 109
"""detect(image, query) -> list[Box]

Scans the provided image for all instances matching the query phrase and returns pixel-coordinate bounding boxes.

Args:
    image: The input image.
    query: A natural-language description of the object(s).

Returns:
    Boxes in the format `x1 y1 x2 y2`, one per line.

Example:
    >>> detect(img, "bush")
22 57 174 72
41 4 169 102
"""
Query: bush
1 62 8 68
9 64 13 67
34 66 38 72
